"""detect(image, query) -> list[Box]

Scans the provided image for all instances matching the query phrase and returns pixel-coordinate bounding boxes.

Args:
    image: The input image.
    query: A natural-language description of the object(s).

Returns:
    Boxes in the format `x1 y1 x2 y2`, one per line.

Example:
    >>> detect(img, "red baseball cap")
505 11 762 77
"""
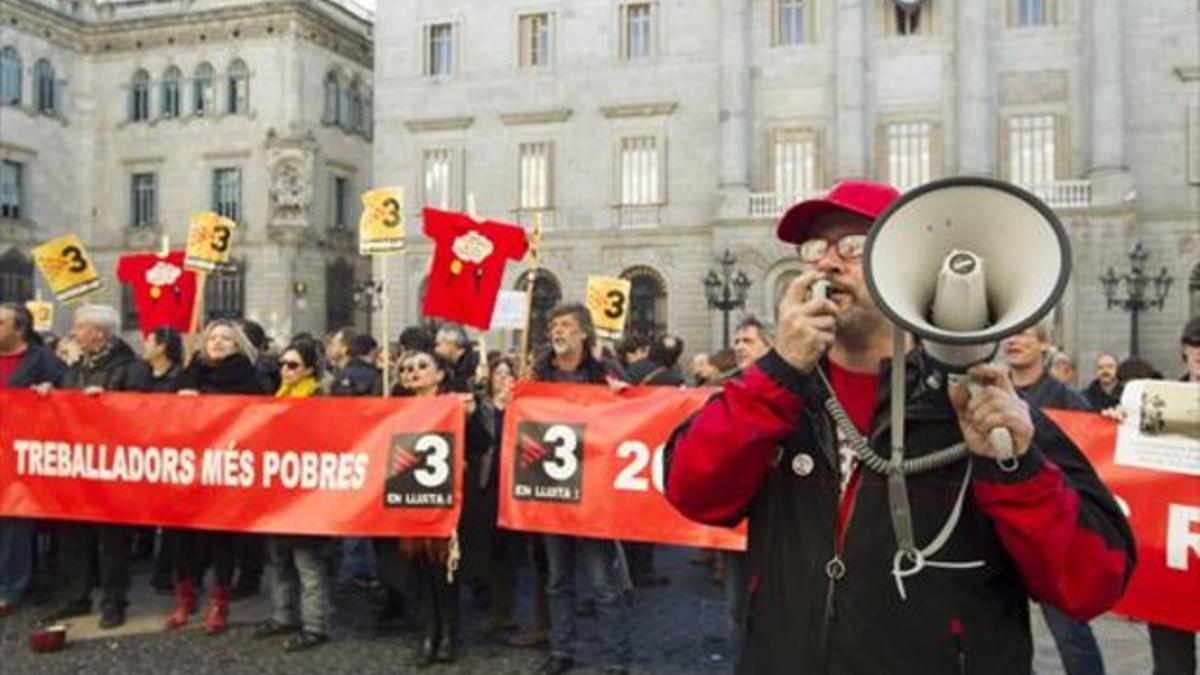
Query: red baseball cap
775 180 901 244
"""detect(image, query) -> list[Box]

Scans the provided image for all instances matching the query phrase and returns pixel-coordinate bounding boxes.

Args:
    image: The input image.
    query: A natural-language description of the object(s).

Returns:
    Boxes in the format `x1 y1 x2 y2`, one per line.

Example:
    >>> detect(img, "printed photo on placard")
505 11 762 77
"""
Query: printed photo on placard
382 432 456 508
512 421 585 503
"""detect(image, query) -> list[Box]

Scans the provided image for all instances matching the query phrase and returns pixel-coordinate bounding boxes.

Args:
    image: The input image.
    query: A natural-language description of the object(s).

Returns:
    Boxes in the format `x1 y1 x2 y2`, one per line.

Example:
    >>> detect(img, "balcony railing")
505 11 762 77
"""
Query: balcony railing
612 204 661 229
512 208 559 231
1020 180 1092 209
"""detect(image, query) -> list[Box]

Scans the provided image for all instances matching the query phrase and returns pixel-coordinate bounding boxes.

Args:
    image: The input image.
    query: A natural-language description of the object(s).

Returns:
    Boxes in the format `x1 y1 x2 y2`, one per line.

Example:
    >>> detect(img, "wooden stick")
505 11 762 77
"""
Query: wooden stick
517 212 543 380
380 257 391 398
184 271 207 364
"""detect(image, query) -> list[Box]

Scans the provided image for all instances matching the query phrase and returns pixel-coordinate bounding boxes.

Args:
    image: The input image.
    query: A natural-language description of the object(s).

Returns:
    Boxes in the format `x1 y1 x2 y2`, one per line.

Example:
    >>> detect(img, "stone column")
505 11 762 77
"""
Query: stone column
834 0 867 180
955 0 992 175
1088 0 1134 204
717 0 752 218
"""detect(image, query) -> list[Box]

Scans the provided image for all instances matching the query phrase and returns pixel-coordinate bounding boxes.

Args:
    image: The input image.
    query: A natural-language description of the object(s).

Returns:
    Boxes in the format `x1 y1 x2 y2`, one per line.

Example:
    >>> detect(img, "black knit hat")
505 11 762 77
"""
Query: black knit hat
1183 317 1200 346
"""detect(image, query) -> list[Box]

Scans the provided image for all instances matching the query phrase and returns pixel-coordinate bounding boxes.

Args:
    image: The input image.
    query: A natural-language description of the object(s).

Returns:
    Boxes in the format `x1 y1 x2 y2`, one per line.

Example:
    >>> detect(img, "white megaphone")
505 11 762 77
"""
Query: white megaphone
864 177 1072 464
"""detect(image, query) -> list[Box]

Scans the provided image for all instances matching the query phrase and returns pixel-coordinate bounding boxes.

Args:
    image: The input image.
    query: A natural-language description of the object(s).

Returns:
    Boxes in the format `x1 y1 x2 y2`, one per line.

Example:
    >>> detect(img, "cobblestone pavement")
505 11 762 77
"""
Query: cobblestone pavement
0 546 1173 674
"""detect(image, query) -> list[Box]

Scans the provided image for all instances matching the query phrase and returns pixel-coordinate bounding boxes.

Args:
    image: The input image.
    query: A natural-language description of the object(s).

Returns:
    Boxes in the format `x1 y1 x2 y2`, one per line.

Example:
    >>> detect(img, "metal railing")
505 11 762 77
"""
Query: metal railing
1021 180 1092 209
748 191 816 218
612 204 661 229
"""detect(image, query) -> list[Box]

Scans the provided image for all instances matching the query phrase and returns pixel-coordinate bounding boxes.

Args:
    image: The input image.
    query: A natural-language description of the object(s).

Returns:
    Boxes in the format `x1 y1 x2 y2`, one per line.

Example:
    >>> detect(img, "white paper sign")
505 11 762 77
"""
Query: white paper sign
489 290 529 330
1114 380 1200 476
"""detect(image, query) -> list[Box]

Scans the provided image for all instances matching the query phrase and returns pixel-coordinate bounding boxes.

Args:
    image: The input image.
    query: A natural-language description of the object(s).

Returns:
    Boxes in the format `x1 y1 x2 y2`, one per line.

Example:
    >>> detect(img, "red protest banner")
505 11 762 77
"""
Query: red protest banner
0 390 464 538
498 382 746 551
1046 409 1200 632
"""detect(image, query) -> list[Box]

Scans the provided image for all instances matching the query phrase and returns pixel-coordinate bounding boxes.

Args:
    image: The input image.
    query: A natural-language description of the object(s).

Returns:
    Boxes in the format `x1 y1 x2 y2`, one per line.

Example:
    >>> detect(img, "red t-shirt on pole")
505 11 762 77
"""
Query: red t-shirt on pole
421 208 529 330
116 251 199 335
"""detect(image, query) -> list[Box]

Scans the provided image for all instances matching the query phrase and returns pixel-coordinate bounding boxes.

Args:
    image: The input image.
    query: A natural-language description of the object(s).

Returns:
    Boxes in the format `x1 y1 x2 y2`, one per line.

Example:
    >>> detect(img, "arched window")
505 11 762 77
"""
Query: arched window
348 80 363 132
620 265 668 338
129 69 150 121
0 47 21 105
226 59 248 114
516 269 563 351
326 258 356 331
193 62 214 116
34 59 55 114
161 66 180 118
0 248 34 303
323 72 340 125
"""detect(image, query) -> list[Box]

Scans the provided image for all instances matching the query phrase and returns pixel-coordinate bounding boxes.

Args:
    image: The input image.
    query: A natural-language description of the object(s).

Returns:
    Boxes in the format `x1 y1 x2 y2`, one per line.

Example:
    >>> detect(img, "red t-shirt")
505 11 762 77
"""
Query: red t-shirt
421 208 529 330
828 360 880 497
116 251 198 336
0 349 24 388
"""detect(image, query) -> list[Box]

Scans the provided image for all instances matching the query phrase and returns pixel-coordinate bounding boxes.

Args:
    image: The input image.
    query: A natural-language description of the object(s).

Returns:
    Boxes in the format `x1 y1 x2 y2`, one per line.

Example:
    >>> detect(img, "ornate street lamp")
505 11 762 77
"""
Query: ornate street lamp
703 249 752 349
352 277 384 331
1099 241 1173 358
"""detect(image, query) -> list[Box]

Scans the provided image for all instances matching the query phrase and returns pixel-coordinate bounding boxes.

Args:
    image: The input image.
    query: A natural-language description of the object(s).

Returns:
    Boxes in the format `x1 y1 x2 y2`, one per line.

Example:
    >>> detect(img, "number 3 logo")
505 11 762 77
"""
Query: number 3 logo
541 424 580 482
604 289 626 320
413 435 451 488
379 197 401 228
60 246 89 273
211 225 232 253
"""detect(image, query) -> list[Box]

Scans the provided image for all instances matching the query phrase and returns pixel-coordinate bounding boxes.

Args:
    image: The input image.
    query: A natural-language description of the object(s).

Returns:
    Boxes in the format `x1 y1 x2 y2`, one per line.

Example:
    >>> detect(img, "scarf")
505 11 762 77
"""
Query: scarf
276 376 319 399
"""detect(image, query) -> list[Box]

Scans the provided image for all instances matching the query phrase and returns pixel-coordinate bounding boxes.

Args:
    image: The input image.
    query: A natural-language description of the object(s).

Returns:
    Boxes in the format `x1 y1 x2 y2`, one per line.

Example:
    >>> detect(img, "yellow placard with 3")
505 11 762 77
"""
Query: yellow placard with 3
586 275 632 337
185 212 237 272
31 235 103 303
25 300 54 331
359 187 406 255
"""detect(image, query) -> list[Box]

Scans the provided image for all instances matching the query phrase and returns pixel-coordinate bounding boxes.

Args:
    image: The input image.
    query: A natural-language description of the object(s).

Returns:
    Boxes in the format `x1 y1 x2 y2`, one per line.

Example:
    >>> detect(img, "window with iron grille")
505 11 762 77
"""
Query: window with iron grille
772 129 818 204
205 263 245 321
131 173 157 228
518 142 553 210
516 270 562 352
332 176 351 230
619 136 660 205
1008 114 1056 185
212 168 242 222
621 266 667 338
884 121 931 191
0 160 23 220
423 148 455 209
773 0 808 46
121 283 139 329
326 259 355 332
1013 0 1049 27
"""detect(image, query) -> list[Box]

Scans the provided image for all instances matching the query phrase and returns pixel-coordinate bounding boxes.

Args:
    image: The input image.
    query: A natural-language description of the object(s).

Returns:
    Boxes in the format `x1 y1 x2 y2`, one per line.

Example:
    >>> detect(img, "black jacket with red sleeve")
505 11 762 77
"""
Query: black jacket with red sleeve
664 350 1135 675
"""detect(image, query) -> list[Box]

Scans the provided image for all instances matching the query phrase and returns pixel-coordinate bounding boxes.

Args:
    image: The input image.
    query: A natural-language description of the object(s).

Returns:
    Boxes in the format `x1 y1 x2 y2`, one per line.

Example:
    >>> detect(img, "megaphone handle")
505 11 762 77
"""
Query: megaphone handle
962 378 1019 472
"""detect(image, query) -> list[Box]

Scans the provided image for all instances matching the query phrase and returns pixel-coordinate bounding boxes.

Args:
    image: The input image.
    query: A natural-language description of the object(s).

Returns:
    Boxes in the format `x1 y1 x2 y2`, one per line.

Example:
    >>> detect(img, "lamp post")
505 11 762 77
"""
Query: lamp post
1099 241 1173 358
352 277 384 332
703 249 752 350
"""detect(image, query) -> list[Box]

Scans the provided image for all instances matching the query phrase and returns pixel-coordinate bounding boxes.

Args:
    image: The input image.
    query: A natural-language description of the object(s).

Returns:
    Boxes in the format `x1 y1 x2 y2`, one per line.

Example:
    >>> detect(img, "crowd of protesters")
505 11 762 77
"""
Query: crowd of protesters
0 291 1196 673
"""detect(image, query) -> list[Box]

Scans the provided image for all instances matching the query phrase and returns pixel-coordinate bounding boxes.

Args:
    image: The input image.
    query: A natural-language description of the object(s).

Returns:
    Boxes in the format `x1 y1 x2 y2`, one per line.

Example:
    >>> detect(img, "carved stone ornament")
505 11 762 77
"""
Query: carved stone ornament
265 131 316 229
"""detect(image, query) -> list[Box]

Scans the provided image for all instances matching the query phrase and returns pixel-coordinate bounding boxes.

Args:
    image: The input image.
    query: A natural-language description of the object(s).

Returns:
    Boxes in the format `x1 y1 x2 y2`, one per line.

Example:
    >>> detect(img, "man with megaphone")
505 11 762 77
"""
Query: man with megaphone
664 179 1135 675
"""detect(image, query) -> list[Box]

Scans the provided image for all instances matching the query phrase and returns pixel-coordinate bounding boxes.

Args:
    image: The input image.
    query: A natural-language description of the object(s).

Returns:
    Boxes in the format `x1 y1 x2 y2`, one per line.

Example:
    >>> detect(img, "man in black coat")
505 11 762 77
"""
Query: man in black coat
1081 353 1121 411
433 323 479 394
0 303 65 614
39 304 148 629
330 333 382 396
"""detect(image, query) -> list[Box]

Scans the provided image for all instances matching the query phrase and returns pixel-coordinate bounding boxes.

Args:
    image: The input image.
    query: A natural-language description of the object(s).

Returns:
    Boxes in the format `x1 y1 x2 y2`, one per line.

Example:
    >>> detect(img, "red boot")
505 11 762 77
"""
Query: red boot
202 585 231 636
165 580 197 630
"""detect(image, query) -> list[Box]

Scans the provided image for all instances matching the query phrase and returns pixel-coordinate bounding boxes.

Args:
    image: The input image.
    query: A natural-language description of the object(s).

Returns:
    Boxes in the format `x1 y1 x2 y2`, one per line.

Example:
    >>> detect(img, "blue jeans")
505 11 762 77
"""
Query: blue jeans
269 537 333 635
338 538 375 581
723 551 749 665
544 535 632 668
1042 604 1105 675
0 517 34 604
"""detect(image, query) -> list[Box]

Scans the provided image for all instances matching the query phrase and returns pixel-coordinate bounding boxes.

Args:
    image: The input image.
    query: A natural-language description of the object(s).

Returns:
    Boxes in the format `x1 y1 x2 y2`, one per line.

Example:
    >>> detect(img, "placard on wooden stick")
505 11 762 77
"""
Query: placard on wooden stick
31 235 102 303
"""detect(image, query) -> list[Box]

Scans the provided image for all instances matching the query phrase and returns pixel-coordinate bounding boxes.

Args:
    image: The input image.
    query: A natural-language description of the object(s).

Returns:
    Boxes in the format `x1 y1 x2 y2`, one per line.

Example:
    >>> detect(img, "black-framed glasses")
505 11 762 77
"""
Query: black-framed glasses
796 234 867 263
280 360 303 371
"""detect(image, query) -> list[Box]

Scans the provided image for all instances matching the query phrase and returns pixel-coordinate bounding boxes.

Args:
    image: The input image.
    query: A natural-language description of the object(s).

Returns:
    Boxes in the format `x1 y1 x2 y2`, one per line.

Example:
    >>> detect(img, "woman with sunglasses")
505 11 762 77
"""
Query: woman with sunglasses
168 320 266 635
394 348 492 667
252 341 334 652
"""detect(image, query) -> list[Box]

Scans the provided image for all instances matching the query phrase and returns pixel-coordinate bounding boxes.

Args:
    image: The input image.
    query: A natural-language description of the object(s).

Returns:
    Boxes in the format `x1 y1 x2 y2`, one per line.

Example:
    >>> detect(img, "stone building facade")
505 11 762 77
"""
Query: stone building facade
0 0 374 341
372 0 1199 376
